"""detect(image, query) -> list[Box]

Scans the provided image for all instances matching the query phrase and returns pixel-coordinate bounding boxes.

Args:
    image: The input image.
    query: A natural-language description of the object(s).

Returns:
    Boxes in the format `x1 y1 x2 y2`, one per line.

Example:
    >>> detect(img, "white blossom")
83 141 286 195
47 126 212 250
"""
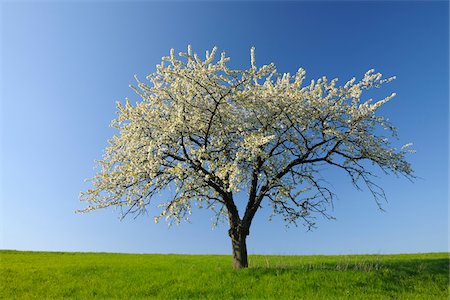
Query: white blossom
80 46 414 229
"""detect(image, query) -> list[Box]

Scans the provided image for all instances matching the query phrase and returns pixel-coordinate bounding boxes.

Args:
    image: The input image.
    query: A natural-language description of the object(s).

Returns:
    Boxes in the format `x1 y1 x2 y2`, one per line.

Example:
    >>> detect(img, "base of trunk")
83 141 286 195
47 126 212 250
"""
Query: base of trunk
231 233 248 269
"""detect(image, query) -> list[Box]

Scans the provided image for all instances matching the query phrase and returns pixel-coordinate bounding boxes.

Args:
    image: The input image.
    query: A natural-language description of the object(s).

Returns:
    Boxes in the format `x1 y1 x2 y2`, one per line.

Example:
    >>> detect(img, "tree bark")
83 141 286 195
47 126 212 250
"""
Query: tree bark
229 227 248 269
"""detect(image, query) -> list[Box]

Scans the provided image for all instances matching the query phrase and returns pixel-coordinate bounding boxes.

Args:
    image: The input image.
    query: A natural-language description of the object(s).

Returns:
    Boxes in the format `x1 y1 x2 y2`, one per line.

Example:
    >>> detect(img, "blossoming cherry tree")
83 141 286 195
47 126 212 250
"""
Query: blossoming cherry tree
80 46 414 269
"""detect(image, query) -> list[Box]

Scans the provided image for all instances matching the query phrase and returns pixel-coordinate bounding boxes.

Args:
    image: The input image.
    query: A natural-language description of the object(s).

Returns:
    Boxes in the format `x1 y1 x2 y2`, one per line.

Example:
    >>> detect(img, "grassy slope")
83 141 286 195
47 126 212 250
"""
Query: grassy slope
1 251 448 299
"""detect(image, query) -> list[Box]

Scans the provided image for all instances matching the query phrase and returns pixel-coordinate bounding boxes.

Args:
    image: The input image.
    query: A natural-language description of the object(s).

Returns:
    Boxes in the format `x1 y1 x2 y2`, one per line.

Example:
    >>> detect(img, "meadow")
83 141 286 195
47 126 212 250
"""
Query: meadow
1 250 448 299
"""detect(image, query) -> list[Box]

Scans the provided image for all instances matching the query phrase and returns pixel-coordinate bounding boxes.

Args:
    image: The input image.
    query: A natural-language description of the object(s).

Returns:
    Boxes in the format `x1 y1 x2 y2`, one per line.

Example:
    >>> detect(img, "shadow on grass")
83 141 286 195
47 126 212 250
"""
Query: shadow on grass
248 257 449 277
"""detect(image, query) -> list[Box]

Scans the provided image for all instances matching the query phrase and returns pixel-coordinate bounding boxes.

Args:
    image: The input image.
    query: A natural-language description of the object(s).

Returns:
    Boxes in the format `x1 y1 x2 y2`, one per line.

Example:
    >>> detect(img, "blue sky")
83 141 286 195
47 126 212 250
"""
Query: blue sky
1 1 448 255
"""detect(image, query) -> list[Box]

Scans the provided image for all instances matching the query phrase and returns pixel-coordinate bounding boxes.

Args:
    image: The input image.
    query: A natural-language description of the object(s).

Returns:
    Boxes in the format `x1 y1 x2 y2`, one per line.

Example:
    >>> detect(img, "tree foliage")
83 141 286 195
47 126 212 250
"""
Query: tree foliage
80 46 414 232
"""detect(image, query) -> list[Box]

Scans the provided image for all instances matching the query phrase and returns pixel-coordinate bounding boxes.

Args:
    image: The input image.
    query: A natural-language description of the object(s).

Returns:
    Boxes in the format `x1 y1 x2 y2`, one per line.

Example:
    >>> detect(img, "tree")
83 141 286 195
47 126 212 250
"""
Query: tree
80 46 414 269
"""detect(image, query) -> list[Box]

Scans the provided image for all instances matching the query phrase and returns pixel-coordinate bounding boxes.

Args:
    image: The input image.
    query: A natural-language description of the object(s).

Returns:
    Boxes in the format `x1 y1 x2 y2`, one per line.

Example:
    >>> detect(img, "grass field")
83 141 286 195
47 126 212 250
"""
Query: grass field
1 251 448 299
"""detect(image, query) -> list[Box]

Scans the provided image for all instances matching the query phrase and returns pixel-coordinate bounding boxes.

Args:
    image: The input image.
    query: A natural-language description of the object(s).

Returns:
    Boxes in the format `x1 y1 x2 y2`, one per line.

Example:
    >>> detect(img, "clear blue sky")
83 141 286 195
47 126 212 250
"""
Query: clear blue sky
1 1 448 255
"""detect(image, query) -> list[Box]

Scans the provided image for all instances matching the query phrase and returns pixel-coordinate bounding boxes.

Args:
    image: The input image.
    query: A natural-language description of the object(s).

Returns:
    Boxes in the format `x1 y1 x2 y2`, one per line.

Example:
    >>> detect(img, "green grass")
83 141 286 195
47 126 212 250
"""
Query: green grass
1 251 448 299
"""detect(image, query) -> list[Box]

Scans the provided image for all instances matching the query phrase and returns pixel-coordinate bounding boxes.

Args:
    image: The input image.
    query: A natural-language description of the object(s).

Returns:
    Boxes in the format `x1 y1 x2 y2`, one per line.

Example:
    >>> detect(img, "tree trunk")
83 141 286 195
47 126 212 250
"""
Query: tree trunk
230 228 248 269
